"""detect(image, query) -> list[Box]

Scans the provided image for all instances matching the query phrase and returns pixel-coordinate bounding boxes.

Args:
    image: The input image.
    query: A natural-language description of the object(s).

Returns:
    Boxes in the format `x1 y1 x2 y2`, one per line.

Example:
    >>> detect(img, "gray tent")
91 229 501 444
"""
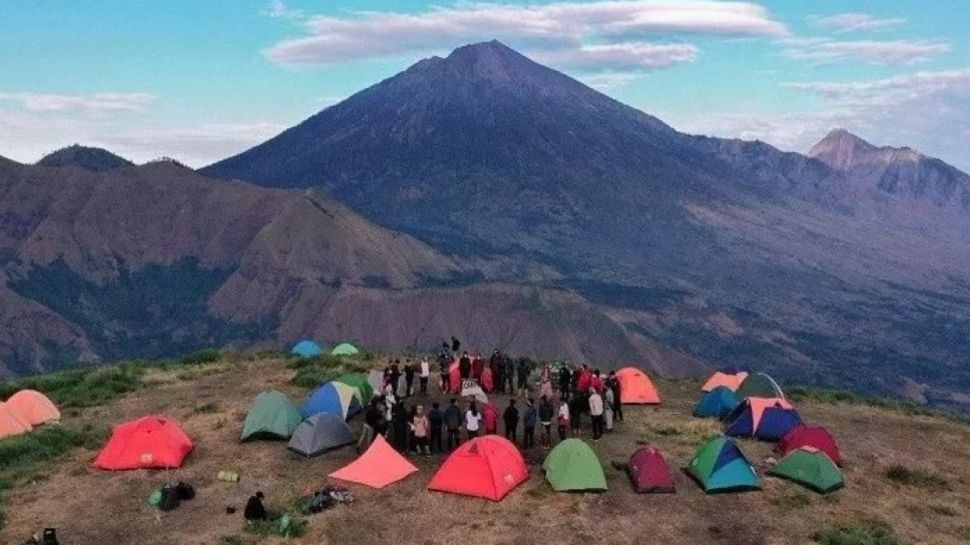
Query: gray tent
287 413 356 457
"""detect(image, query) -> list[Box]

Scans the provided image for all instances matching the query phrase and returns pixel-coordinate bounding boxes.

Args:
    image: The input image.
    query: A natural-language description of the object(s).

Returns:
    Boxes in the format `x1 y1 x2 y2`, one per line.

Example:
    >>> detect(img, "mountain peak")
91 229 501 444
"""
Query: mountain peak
37 144 133 172
406 40 553 86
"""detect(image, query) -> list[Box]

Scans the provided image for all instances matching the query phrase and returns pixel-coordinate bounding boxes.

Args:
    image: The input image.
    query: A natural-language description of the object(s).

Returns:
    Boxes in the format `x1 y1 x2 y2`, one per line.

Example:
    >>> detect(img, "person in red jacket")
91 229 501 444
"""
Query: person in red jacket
481 365 494 392
576 364 592 394
590 369 604 394
483 401 498 435
471 357 484 381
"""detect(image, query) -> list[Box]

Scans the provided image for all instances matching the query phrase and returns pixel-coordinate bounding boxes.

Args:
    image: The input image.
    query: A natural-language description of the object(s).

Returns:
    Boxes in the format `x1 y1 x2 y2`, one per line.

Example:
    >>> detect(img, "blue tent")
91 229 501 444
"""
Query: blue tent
302 382 363 420
291 340 324 358
725 399 802 441
693 387 741 418
687 436 760 493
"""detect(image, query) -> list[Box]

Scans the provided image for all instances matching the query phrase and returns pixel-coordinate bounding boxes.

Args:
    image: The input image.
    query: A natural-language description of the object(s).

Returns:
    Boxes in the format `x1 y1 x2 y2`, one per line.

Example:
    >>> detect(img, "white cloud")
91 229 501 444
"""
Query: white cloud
783 39 949 65
0 92 155 113
97 123 287 167
265 0 304 21
264 1 787 70
579 72 641 91
532 42 698 71
811 13 906 33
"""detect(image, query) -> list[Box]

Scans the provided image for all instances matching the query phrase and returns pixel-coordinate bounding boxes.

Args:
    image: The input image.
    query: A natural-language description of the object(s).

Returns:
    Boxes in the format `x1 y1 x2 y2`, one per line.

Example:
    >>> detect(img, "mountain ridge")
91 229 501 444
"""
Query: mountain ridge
36 144 133 172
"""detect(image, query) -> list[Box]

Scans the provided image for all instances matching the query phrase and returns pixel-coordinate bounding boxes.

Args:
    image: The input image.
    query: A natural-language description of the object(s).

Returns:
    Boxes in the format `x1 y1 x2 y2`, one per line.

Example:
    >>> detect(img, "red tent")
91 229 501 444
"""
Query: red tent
627 444 675 493
776 424 843 466
428 435 528 501
449 360 461 394
93 415 193 470
616 367 661 404
329 436 418 488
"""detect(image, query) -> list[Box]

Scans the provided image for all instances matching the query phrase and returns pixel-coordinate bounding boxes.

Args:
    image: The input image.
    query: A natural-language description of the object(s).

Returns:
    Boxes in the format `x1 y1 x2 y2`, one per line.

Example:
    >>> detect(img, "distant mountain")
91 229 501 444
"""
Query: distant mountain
36 144 133 172
205 41 970 410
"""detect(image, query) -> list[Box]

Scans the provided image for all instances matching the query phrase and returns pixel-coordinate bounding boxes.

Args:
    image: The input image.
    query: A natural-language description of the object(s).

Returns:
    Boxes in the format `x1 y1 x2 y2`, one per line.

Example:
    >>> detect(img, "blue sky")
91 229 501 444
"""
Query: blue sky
1 0 967 169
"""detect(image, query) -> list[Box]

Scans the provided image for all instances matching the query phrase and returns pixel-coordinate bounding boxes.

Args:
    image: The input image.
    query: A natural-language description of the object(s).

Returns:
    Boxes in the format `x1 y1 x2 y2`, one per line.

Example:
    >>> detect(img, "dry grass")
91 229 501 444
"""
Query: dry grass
0 357 968 545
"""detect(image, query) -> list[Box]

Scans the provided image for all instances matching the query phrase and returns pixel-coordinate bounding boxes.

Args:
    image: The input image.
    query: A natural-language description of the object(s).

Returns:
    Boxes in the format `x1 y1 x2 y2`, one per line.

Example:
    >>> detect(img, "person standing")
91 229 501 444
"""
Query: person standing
451 336 461 354
471 357 484 382
389 362 402 397
444 398 462 451
459 351 472 381
481 365 494 393
489 350 502 392
419 357 431 395
603 386 615 433
558 365 572 401
517 359 531 397
391 400 408 452
360 398 385 452
483 401 498 435
522 398 538 449
590 369 604 394
538 363 554 400
428 402 444 454
504 355 516 394
438 352 450 393
503 399 519 443
412 405 431 455
538 395 555 448
588 388 604 441
569 392 586 438
465 402 482 441
557 399 570 442
404 361 416 398
606 370 623 422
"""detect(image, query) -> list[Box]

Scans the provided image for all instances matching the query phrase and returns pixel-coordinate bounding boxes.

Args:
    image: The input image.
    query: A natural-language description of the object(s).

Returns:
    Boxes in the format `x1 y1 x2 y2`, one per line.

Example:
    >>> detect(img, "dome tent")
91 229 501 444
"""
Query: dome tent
725 397 802 441
542 439 607 492
94 415 193 470
736 372 784 399
0 402 32 440
330 343 360 356
302 382 363 420
615 367 661 404
776 424 843 466
291 340 324 358
428 436 528 501
701 366 749 392
241 390 303 441
335 373 375 403
686 436 759 493
287 413 356 457
693 387 741 418
769 447 844 494
6 389 60 426
626 444 675 493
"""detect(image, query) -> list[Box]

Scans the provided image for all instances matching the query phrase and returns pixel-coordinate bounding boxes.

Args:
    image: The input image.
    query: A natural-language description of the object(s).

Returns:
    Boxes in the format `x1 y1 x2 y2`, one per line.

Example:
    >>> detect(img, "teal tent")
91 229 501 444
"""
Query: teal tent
693 386 741 418
330 343 360 356
291 340 324 358
686 436 760 493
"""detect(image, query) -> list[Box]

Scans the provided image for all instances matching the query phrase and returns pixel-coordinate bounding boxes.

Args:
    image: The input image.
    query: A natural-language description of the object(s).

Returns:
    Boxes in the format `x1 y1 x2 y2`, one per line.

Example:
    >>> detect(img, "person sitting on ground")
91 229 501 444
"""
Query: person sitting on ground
244 491 268 521
503 399 519 442
465 401 482 440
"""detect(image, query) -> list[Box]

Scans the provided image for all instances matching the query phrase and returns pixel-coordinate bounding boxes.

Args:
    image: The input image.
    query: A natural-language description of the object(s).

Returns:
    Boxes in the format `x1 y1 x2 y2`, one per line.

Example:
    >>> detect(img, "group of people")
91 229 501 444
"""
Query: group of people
359 341 625 454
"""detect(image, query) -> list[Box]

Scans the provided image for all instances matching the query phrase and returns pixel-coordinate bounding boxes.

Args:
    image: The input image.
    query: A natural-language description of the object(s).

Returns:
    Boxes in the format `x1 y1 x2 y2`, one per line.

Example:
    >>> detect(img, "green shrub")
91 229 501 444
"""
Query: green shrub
813 522 901 545
244 516 307 538
0 425 104 473
0 365 144 408
180 348 223 365
885 465 950 489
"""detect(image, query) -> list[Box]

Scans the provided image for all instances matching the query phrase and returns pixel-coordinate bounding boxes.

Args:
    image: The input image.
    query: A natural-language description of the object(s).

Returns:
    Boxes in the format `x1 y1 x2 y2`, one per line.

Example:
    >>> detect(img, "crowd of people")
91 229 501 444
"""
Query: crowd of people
358 340 624 456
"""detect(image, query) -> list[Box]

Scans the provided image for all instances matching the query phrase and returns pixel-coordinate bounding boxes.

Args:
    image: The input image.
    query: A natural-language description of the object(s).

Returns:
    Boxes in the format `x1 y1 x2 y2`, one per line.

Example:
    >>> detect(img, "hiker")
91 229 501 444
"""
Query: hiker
603 386 615 432
444 398 462 451
538 395 555 448
404 361 416 397
606 370 623 422
451 336 461 354
576 365 592 394
517 359 530 396
483 401 498 435
538 362 554 399
459 351 472 380
419 357 430 395
412 405 431 455
428 402 444 453
389 363 402 397
522 398 538 449
489 350 502 392
558 365 572 401
589 388 605 440
557 399 570 442
569 393 586 437
591 369 604 394
465 401 482 440
244 491 267 522
391 400 408 452
383 385 396 423
406 404 418 453
360 398 385 451
503 399 519 442
504 355 516 393
481 364 494 392
438 352 451 393
472 357 484 381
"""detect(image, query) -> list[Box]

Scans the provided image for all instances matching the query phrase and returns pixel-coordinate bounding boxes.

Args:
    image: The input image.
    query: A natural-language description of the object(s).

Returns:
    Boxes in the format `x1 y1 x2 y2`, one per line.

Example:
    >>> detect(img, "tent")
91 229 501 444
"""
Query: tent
543 439 607 492
693 386 741 418
736 372 785 399
701 367 749 392
330 343 360 356
615 367 661 404
288 413 356 457
627 444 675 493
329 435 419 488
335 373 375 403
93 415 193 470
241 390 303 441
0 402 32 440
777 424 843 466
6 389 60 426
291 340 324 358
769 447 844 494
686 436 759 493
725 397 802 441
428 436 528 501
302 382 363 420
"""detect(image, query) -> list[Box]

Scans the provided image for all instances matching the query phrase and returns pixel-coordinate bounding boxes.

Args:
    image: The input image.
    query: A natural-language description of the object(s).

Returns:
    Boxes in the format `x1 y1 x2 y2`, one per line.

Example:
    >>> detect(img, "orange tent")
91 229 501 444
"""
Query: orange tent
701 371 748 392
6 390 60 426
0 402 32 440
616 367 661 404
329 435 418 488
93 415 193 470
428 435 528 501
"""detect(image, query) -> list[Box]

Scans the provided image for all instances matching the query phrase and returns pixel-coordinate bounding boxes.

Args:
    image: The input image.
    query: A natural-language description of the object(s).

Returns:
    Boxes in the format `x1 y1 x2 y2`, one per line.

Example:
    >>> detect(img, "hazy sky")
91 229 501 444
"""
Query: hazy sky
1 0 967 169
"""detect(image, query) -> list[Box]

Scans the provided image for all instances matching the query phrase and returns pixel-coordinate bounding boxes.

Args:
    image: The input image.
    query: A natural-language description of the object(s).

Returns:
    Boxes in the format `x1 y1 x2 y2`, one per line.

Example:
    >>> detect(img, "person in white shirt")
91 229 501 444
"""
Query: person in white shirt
419 357 431 395
465 402 483 441
588 388 605 440
557 399 570 442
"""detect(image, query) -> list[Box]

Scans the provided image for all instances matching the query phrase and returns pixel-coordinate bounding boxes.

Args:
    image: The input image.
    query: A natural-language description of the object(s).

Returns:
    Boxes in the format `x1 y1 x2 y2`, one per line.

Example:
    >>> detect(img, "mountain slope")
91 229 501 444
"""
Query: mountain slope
36 144 133 172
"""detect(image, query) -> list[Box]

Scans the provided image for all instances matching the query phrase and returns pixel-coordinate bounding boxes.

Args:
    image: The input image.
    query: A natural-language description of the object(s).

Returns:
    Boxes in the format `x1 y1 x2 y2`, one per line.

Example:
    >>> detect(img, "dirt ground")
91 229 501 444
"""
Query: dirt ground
2 358 968 545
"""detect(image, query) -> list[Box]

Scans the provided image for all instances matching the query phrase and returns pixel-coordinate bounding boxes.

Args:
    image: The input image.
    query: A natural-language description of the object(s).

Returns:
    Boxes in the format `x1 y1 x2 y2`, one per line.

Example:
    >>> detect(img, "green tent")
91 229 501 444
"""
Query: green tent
335 373 374 402
769 447 843 494
686 436 760 493
241 390 303 441
542 439 607 492
330 343 360 356
736 372 784 399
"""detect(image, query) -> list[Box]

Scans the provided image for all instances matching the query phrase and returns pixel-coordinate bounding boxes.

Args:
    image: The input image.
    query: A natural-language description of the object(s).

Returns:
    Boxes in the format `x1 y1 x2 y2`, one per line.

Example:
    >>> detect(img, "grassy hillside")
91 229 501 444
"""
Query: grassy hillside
1 352 968 545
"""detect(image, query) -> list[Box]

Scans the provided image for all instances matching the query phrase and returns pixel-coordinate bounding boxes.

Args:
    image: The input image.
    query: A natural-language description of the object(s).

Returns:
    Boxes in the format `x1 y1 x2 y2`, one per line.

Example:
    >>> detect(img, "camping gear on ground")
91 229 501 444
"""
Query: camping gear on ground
542 439 607 492
330 435 419 488
686 436 759 493
302 381 363 420
0 402 32 439
615 367 661 404
725 397 802 441
94 415 193 470
301 485 355 514
736 372 785 399
335 373 375 403
693 386 741 418
291 340 324 358
701 366 749 392
241 390 302 441
769 447 844 494
460 381 489 404
218 470 240 482
41 529 59 545
627 444 675 493
6 390 61 425
776 424 843 466
288 413 356 457
149 481 195 511
428 435 528 501
330 342 360 356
